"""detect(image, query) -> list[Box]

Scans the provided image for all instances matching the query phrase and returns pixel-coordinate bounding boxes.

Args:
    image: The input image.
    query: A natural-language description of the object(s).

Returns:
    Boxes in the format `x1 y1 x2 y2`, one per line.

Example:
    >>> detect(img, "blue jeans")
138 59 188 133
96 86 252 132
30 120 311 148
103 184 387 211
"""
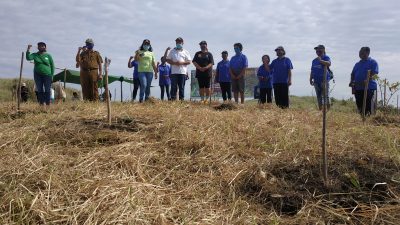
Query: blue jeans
34 72 52 105
170 74 185 100
314 82 330 108
138 72 153 102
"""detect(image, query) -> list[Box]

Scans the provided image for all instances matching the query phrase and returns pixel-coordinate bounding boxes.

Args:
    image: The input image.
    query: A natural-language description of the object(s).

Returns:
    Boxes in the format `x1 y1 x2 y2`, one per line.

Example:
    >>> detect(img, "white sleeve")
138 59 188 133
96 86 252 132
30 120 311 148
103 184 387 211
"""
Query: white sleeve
166 49 173 60
185 50 192 61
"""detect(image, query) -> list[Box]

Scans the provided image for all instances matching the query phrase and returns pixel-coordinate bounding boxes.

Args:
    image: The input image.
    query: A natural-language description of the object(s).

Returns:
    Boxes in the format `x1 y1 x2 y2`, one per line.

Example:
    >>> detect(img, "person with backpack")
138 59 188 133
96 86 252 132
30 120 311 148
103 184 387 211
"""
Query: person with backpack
309 45 332 110
26 42 55 106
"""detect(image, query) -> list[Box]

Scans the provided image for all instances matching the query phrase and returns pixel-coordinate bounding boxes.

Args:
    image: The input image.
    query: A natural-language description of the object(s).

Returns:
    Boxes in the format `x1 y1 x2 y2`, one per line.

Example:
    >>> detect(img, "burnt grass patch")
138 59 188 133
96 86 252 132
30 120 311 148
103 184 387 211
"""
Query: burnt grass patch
372 114 400 127
234 154 400 216
42 117 152 147
213 103 237 111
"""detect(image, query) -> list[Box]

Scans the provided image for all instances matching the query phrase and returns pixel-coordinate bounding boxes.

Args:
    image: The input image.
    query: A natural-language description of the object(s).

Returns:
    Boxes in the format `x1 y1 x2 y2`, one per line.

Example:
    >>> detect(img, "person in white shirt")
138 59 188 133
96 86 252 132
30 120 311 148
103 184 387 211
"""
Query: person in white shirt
164 37 191 100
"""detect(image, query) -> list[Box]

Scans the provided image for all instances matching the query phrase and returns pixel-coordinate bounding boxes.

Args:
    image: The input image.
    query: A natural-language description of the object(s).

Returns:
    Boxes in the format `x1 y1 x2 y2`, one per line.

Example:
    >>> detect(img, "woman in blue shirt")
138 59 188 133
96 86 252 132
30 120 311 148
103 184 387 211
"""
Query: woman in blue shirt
270 46 293 108
215 51 231 102
257 55 273 104
158 57 171 100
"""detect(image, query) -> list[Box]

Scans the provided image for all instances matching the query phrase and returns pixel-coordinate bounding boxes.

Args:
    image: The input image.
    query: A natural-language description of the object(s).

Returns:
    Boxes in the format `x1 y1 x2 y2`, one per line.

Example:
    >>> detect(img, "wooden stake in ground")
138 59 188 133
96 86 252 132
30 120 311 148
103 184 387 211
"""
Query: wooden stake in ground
104 57 112 125
17 52 24 111
362 70 371 123
321 65 328 184
209 72 214 106
63 68 67 89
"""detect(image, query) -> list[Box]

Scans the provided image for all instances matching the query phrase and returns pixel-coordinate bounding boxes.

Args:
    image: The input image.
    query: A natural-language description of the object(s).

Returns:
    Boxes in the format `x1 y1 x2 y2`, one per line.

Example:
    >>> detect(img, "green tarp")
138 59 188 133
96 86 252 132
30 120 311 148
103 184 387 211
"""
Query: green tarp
52 69 133 88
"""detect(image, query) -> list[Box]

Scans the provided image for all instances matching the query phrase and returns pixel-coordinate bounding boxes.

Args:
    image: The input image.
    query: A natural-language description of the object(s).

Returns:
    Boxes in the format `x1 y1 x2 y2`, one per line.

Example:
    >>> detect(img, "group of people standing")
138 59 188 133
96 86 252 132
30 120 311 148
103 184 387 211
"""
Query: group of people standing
25 38 379 115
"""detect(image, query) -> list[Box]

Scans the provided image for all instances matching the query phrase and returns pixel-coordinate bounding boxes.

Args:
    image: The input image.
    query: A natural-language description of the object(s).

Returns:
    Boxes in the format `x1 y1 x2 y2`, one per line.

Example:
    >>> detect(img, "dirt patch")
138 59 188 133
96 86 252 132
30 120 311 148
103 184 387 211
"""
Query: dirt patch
233 155 400 217
213 103 237 111
42 117 151 147
372 115 400 127
82 117 148 132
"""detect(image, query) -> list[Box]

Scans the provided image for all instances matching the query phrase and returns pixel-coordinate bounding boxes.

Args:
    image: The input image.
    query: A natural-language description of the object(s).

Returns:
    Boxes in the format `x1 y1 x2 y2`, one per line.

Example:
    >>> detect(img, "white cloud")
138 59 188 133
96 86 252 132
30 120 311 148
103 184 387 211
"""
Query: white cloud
0 0 399 100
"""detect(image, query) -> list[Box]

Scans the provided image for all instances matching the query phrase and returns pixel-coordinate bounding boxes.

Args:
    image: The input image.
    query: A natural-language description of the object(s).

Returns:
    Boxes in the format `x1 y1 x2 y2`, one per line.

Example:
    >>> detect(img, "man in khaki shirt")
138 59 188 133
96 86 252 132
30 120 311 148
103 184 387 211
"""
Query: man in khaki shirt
76 38 103 101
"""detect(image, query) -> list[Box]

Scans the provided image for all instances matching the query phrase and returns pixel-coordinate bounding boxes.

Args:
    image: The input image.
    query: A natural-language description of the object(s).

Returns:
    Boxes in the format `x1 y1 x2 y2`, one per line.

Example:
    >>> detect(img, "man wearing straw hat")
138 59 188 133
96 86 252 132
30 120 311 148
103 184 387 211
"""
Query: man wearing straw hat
349 47 379 115
76 38 103 101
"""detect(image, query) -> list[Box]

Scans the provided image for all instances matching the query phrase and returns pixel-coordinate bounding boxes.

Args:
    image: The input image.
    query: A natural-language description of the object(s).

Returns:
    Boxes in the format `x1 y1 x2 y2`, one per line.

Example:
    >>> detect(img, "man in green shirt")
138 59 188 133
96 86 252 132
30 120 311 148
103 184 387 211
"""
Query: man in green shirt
26 42 55 105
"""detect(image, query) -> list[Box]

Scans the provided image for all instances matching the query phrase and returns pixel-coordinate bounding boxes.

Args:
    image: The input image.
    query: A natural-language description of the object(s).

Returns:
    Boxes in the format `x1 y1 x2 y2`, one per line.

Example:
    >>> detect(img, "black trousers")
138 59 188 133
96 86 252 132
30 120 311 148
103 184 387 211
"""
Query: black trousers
355 90 375 115
132 78 140 101
273 84 289 108
219 82 232 101
160 85 171 100
259 88 272 104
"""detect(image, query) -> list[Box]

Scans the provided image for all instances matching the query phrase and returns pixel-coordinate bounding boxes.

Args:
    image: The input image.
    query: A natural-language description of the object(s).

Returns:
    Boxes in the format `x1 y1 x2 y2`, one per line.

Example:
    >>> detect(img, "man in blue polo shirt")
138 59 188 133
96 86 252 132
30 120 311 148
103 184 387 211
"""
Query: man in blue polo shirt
270 46 293 108
229 43 248 104
350 47 379 115
215 51 231 102
309 45 332 110
128 56 140 101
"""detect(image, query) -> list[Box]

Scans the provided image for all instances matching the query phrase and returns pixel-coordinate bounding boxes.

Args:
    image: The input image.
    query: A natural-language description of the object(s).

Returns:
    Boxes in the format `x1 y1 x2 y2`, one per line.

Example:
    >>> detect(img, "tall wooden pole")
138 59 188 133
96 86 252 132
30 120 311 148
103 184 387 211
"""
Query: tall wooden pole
322 65 328 184
17 52 24 111
397 95 399 114
362 70 371 123
120 80 123 102
63 68 67 89
383 78 387 107
104 57 111 125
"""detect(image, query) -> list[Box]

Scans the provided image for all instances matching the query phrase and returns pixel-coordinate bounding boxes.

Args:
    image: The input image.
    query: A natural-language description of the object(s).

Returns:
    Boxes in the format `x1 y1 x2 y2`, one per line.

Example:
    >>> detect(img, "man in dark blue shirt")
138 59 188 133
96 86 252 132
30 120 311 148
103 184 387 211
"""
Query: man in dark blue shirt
350 47 379 115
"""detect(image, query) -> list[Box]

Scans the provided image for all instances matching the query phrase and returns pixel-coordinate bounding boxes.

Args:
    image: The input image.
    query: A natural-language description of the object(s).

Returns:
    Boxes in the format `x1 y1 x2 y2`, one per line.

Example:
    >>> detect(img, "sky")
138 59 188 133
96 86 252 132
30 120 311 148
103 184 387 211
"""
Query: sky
1 0 399 102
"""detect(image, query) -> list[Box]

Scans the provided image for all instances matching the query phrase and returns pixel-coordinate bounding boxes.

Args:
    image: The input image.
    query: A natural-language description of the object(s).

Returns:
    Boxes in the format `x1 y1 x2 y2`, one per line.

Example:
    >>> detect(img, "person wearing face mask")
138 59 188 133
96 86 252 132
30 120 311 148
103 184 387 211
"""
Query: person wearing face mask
309 45 332 110
257 55 273 104
192 40 214 103
164 37 192 101
349 47 379 115
26 42 55 106
76 38 103 101
229 43 248 104
270 46 293 108
135 39 158 103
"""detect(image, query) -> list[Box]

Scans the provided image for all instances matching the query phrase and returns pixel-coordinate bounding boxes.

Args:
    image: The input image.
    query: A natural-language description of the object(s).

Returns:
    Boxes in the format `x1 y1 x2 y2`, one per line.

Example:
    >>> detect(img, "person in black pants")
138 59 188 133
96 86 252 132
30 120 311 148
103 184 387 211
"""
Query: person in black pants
350 47 379 115
128 56 140 101
270 46 293 108
257 55 273 104
158 57 171 100
215 51 232 102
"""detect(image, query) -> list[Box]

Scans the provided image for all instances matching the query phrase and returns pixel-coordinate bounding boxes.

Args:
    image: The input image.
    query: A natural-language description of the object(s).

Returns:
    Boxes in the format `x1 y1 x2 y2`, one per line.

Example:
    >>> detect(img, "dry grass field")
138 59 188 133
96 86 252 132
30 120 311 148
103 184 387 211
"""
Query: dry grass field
0 100 399 224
